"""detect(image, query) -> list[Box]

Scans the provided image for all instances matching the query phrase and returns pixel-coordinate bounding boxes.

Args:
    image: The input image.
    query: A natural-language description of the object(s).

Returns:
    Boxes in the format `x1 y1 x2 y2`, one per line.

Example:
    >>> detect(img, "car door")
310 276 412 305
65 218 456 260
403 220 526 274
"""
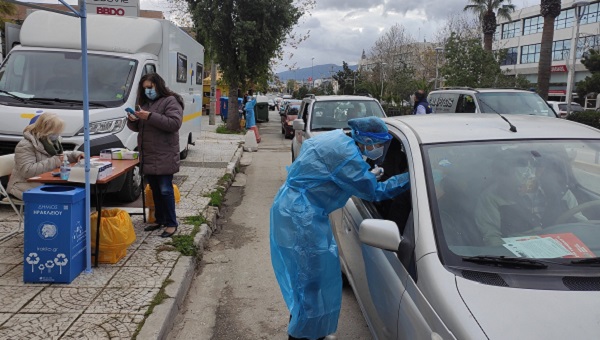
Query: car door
335 133 414 340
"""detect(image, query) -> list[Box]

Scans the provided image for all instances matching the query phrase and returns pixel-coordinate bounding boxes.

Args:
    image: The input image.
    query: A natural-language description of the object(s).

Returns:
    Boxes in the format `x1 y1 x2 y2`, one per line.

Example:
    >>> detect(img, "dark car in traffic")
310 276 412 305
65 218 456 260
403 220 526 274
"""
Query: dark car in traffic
281 102 301 139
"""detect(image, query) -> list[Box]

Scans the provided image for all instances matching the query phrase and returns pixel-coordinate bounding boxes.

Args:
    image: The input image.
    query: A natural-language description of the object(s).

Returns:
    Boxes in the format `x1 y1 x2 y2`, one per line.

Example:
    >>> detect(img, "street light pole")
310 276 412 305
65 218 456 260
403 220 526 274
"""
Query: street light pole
434 47 444 90
311 57 314 89
566 1 589 115
380 62 387 100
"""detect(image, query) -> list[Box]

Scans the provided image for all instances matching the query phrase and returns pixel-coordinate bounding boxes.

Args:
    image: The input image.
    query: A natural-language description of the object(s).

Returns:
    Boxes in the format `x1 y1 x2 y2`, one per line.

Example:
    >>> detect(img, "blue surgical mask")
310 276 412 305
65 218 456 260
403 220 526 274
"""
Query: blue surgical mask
363 145 384 160
145 88 157 100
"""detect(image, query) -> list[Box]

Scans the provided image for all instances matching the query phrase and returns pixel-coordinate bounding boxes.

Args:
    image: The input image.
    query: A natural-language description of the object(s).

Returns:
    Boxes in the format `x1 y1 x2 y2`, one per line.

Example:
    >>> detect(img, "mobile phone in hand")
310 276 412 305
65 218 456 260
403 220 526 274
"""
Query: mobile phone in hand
125 107 138 120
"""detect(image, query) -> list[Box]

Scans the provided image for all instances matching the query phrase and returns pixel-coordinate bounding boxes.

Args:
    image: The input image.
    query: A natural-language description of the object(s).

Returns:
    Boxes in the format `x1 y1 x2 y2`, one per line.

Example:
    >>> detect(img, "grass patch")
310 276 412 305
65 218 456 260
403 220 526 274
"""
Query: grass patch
169 234 197 256
132 279 174 339
217 173 232 187
184 215 207 226
216 124 245 134
204 187 225 207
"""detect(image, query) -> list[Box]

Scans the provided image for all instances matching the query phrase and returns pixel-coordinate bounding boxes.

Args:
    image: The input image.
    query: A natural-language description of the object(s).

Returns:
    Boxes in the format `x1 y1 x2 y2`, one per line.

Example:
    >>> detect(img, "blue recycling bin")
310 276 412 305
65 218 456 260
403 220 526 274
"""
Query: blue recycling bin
220 96 229 119
220 97 244 122
23 185 86 284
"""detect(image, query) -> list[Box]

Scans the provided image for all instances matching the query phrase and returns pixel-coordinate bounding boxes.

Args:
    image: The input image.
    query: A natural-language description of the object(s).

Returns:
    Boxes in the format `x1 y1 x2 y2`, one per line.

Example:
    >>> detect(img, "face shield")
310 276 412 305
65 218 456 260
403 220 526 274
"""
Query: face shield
354 131 392 163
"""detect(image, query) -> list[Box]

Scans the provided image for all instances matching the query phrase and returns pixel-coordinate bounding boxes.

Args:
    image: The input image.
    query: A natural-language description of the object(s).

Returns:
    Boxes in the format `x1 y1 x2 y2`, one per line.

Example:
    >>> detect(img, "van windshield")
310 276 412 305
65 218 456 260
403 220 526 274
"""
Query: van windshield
477 92 556 117
0 51 137 108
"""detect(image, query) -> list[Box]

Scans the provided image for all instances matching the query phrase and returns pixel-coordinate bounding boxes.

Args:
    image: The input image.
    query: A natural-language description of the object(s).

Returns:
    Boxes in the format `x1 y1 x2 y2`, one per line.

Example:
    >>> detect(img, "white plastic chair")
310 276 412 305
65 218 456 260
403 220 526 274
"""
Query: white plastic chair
0 154 24 239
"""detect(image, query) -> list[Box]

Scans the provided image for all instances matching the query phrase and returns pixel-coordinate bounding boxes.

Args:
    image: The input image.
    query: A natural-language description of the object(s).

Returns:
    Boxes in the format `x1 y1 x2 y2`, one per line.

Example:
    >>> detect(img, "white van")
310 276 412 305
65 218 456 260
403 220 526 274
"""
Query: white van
428 88 557 117
0 11 205 201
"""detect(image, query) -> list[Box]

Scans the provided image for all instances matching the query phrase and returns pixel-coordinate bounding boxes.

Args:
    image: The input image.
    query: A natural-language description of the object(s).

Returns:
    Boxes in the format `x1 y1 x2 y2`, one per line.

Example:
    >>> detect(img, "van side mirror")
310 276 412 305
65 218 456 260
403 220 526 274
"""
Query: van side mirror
292 119 305 131
358 219 402 251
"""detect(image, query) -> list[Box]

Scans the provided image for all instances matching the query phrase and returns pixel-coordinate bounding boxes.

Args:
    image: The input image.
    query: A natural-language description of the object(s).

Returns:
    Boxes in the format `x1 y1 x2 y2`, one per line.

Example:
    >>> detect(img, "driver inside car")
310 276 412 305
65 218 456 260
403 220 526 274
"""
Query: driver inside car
475 150 585 246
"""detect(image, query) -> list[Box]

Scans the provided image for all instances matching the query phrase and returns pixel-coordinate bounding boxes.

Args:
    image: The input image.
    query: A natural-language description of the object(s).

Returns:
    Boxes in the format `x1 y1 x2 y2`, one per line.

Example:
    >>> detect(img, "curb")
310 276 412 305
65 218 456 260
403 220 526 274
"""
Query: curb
136 144 244 339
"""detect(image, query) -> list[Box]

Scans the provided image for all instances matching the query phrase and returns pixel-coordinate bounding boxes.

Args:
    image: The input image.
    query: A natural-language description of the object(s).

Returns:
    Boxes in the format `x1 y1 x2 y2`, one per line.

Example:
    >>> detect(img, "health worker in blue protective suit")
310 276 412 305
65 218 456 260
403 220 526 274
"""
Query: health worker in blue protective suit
270 116 410 340
244 90 257 129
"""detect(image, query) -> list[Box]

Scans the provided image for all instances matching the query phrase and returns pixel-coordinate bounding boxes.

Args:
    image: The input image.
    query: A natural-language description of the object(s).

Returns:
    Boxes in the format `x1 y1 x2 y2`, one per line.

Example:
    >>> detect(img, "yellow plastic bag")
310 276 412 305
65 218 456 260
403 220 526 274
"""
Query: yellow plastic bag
145 184 180 223
240 118 246 129
90 208 136 263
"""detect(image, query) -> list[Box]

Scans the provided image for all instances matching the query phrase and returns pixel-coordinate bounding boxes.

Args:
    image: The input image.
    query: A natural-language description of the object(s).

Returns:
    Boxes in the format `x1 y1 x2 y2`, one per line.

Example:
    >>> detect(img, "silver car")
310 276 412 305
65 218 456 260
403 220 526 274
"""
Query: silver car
291 95 386 161
331 114 600 339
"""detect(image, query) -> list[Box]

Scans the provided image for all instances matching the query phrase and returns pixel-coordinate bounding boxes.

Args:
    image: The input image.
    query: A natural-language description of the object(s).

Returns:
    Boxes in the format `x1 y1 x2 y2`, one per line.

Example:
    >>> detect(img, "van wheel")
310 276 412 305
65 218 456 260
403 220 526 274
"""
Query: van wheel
117 165 142 202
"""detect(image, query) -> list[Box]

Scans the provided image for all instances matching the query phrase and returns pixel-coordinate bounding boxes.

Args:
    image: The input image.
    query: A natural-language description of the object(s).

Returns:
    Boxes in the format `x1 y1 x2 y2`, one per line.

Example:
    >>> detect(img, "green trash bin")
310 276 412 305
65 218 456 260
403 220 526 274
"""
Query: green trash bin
255 102 269 123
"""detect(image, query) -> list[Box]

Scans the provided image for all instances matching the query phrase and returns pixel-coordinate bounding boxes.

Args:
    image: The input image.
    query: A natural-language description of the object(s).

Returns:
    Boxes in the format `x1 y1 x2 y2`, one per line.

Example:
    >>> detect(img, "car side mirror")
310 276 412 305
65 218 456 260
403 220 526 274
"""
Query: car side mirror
292 119 305 131
358 219 402 251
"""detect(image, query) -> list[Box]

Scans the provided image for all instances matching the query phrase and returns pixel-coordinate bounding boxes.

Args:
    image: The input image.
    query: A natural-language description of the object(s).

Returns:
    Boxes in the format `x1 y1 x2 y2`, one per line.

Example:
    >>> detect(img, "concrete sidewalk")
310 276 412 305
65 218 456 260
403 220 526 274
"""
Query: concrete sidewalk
0 115 244 339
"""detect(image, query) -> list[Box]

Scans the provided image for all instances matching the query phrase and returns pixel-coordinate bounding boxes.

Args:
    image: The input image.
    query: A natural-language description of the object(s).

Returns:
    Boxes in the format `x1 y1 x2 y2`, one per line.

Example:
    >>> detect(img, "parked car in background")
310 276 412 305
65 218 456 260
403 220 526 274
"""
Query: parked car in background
279 99 300 116
547 101 585 118
291 95 386 161
280 102 301 139
331 114 600 340
268 99 276 111
428 88 557 117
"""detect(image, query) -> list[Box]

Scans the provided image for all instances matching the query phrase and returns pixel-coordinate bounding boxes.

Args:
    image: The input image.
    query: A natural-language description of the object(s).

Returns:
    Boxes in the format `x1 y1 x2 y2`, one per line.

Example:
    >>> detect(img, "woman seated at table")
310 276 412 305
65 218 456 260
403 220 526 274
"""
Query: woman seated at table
7 113 84 200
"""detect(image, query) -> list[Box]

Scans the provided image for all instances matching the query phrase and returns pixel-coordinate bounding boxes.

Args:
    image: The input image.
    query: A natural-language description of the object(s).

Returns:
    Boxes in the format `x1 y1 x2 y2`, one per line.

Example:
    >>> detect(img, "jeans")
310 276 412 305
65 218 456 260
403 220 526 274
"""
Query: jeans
146 174 178 227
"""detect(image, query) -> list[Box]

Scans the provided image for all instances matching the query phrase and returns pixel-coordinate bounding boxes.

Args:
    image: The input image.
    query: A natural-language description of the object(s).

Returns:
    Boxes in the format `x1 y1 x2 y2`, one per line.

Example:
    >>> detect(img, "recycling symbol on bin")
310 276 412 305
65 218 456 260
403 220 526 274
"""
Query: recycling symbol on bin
38 222 57 240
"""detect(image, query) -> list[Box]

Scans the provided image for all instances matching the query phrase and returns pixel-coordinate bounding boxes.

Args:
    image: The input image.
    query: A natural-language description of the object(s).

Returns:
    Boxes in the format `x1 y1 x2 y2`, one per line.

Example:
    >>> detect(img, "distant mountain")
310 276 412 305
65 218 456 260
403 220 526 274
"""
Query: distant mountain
277 64 358 82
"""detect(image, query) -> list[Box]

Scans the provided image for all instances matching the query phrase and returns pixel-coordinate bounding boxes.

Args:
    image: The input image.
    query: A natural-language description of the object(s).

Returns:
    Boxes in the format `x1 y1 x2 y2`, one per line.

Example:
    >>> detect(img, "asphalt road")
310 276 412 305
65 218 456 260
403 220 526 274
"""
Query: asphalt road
167 110 372 339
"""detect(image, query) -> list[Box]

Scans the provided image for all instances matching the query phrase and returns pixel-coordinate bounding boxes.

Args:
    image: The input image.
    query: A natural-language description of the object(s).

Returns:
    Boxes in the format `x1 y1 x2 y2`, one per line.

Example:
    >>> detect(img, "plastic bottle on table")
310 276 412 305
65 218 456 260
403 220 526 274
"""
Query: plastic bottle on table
60 157 70 180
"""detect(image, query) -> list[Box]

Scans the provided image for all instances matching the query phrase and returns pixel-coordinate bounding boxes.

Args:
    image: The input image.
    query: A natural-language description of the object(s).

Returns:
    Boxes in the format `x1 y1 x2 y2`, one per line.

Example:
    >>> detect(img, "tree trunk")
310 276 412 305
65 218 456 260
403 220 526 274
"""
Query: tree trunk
538 17 556 100
483 33 493 52
226 83 241 132
209 60 217 125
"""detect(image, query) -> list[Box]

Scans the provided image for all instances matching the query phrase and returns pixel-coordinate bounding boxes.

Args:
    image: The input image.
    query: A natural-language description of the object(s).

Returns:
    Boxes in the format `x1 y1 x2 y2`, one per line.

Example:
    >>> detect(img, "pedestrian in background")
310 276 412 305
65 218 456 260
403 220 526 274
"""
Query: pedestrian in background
8 113 84 200
413 89 432 114
270 117 410 340
244 89 257 129
127 72 183 238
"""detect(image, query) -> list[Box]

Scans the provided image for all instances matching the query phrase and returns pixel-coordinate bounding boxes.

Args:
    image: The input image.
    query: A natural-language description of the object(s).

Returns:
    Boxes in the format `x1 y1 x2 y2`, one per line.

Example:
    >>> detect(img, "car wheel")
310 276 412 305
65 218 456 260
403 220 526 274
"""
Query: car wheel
116 165 142 202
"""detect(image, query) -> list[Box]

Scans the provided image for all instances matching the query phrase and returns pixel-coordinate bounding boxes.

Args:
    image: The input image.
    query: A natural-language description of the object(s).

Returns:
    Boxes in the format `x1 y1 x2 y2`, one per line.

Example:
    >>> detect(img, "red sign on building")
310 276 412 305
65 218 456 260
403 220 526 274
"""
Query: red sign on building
551 65 568 73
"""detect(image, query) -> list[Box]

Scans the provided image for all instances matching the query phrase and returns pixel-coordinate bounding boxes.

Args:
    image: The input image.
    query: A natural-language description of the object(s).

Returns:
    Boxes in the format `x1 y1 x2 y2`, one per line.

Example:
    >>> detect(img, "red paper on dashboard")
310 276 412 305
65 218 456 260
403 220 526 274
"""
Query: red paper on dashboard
540 233 595 258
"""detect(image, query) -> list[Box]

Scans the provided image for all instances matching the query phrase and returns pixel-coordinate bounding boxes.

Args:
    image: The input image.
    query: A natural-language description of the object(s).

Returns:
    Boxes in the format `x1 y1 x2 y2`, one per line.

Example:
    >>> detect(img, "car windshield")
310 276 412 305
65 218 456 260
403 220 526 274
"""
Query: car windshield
477 92 555 117
286 104 300 116
0 50 137 108
424 139 600 264
558 103 584 112
310 100 386 130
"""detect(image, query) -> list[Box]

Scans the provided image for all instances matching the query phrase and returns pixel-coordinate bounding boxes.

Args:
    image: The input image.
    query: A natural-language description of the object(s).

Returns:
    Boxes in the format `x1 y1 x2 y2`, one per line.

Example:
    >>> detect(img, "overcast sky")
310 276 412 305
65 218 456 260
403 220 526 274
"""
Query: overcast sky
32 0 535 73
269 0 538 73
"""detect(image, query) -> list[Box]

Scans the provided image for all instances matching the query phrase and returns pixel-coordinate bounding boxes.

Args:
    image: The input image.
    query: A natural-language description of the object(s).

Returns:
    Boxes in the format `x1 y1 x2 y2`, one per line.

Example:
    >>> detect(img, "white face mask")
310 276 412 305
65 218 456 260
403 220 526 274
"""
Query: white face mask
48 134 59 142
362 145 384 160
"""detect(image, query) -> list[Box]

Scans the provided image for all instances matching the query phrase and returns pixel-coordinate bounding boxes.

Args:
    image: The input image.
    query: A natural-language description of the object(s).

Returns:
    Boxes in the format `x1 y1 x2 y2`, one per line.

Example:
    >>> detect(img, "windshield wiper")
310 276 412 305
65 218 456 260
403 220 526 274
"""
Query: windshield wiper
570 257 600 266
462 255 548 269
0 89 27 102
32 97 107 107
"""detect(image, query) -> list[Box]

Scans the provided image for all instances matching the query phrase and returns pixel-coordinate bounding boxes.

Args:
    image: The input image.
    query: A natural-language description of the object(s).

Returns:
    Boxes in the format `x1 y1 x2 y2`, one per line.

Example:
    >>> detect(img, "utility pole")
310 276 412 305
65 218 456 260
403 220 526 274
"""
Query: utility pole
209 59 217 125
566 1 590 115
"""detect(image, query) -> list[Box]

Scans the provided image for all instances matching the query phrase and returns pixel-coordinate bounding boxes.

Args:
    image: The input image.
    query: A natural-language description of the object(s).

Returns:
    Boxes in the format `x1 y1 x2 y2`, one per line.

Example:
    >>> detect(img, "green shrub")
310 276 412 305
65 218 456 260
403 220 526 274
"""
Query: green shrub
566 110 600 130
216 124 245 134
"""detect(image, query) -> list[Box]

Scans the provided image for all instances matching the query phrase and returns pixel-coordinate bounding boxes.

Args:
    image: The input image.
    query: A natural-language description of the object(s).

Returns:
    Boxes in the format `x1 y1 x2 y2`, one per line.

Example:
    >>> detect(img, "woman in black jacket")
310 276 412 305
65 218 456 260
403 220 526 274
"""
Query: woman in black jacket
127 73 184 238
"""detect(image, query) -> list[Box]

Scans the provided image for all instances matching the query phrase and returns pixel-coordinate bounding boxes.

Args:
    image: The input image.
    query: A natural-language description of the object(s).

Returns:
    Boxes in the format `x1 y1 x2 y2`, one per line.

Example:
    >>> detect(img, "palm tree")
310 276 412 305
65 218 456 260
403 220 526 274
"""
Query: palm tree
0 0 17 33
464 0 516 51
537 0 562 100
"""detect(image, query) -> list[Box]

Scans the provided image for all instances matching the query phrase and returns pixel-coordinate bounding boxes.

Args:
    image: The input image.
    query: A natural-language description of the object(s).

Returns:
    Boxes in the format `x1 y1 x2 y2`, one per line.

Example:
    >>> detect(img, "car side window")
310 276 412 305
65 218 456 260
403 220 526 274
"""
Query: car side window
456 94 476 113
142 64 156 76
369 134 417 279
301 101 310 124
